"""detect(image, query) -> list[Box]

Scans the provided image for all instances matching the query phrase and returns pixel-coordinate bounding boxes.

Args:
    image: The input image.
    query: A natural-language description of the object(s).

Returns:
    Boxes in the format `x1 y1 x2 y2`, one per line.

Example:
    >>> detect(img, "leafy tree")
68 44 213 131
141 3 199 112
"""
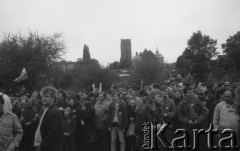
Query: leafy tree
134 49 166 85
176 31 218 81
83 44 91 61
72 59 118 90
0 31 66 90
222 31 240 72
108 61 120 70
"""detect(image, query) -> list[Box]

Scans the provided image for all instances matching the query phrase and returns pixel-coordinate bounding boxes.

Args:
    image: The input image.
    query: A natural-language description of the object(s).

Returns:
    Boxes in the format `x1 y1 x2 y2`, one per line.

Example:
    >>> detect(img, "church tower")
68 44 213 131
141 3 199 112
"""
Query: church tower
120 39 132 68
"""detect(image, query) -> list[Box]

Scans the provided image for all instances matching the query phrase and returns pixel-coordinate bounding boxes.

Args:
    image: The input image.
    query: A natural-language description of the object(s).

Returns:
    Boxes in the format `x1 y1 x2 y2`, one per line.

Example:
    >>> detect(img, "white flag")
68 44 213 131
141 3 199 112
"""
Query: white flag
14 68 28 83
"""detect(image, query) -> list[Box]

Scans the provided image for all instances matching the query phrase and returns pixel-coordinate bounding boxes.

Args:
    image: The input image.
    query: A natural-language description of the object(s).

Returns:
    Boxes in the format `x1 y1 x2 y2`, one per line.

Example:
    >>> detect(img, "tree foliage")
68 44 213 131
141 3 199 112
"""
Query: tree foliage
134 49 166 85
108 61 120 70
222 31 240 71
71 59 118 90
176 31 218 81
0 31 66 90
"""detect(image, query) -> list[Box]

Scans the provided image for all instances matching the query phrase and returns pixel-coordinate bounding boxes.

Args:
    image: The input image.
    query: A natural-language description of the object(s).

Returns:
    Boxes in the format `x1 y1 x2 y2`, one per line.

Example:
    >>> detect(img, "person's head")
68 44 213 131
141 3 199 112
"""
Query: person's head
89 93 96 101
129 99 136 108
151 83 160 92
27 97 33 105
69 97 75 106
160 86 168 98
216 87 226 101
149 90 164 106
64 107 71 117
112 91 120 101
225 81 231 89
40 86 58 108
183 86 194 98
144 86 152 95
224 91 233 104
174 90 182 99
97 92 106 102
32 91 39 98
82 92 88 99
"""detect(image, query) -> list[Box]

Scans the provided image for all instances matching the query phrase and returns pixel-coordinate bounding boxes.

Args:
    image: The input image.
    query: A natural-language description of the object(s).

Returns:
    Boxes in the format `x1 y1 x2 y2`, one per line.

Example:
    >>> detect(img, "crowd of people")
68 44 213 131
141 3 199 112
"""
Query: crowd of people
1 80 240 151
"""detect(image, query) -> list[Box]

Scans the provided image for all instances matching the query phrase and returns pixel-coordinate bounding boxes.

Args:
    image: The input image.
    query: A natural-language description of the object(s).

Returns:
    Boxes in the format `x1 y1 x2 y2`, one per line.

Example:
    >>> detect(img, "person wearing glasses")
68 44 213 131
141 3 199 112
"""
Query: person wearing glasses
34 86 64 151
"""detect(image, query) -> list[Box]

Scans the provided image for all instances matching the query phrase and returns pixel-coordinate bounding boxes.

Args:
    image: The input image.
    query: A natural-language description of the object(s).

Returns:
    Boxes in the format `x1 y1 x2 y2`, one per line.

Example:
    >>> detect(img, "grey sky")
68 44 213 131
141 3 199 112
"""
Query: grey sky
1 0 240 66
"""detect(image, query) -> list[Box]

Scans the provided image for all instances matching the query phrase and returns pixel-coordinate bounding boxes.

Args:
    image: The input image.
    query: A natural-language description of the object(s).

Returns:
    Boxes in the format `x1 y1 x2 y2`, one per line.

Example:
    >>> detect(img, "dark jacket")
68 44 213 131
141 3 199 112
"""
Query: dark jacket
177 97 208 129
40 105 64 151
107 100 128 129
135 104 163 135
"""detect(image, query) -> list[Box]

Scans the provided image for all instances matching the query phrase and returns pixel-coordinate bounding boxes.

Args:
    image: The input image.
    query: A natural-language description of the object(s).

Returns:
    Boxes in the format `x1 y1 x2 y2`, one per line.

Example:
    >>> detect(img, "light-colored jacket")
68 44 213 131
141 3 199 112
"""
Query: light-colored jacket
213 101 240 132
0 93 23 151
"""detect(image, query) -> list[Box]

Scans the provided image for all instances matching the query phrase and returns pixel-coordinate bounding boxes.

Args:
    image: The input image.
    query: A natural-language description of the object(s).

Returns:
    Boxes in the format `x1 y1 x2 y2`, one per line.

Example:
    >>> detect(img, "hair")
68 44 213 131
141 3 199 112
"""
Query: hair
215 87 227 101
160 85 168 91
40 86 58 100
139 90 148 97
144 86 151 91
183 86 193 94
152 83 160 90
149 89 163 104
112 91 120 97
0 93 4 104
106 90 113 95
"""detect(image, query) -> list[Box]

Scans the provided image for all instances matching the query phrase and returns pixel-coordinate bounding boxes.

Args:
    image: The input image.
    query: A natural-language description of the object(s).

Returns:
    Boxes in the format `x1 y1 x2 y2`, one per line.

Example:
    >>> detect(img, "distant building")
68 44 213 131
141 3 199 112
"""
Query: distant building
57 61 76 71
155 50 164 64
120 39 132 68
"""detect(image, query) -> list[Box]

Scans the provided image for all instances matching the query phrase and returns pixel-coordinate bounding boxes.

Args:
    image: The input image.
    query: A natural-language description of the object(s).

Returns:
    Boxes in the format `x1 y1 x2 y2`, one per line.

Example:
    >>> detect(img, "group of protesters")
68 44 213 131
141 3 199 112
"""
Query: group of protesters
1 80 240 151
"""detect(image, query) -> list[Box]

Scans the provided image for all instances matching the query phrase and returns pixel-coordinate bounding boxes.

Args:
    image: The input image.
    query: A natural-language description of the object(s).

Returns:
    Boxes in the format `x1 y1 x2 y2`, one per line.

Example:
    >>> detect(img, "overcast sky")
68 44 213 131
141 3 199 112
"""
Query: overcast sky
1 0 240 66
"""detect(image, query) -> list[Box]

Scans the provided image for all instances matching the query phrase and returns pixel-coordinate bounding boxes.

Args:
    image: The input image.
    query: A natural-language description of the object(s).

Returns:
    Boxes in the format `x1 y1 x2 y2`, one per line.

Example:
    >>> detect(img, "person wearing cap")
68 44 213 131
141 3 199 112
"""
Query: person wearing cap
0 92 23 151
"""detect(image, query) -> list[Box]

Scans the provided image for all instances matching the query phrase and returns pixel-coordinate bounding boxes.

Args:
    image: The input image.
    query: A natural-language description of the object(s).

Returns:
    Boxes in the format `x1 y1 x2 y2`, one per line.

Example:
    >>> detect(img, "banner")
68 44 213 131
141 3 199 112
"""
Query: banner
14 68 28 83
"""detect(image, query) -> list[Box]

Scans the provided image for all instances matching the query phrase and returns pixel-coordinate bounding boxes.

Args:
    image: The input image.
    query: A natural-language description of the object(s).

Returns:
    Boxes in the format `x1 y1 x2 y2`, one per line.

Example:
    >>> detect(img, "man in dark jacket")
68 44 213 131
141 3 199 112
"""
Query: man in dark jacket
34 86 64 151
107 91 128 151
177 86 208 150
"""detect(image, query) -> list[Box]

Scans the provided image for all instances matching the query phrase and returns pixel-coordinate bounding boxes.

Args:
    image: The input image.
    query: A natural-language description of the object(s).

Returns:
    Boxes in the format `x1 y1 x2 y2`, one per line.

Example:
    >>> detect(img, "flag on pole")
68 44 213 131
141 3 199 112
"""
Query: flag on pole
99 82 102 93
110 83 114 91
140 79 143 90
14 68 28 83
92 83 96 93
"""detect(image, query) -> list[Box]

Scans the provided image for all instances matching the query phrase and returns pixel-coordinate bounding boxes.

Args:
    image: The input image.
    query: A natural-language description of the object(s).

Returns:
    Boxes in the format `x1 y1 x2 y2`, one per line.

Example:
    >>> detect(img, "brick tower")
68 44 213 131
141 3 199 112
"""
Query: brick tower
120 39 132 68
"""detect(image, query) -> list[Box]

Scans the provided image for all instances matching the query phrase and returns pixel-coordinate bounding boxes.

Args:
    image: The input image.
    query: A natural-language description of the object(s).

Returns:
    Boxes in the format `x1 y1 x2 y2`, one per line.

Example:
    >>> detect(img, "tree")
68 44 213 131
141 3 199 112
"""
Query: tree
222 31 240 72
108 61 120 70
72 59 118 90
134 49 166 85
83 44 91 61
0 31 66 90
176 31 218 81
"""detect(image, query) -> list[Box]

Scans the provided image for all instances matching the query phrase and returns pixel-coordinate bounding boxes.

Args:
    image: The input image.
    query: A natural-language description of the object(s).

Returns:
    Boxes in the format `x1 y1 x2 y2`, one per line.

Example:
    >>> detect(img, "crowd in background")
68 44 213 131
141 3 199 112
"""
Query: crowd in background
1 80 240 151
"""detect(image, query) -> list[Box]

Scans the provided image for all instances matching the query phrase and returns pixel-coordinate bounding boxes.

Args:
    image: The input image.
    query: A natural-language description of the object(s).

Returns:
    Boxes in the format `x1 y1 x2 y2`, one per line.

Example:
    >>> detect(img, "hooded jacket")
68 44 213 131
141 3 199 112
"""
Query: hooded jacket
0 92 23 151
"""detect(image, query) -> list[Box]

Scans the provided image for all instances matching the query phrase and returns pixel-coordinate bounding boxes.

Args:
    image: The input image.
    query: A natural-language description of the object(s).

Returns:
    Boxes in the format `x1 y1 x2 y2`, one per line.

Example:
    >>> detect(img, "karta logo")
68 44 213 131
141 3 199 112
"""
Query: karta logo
142 122 239 150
